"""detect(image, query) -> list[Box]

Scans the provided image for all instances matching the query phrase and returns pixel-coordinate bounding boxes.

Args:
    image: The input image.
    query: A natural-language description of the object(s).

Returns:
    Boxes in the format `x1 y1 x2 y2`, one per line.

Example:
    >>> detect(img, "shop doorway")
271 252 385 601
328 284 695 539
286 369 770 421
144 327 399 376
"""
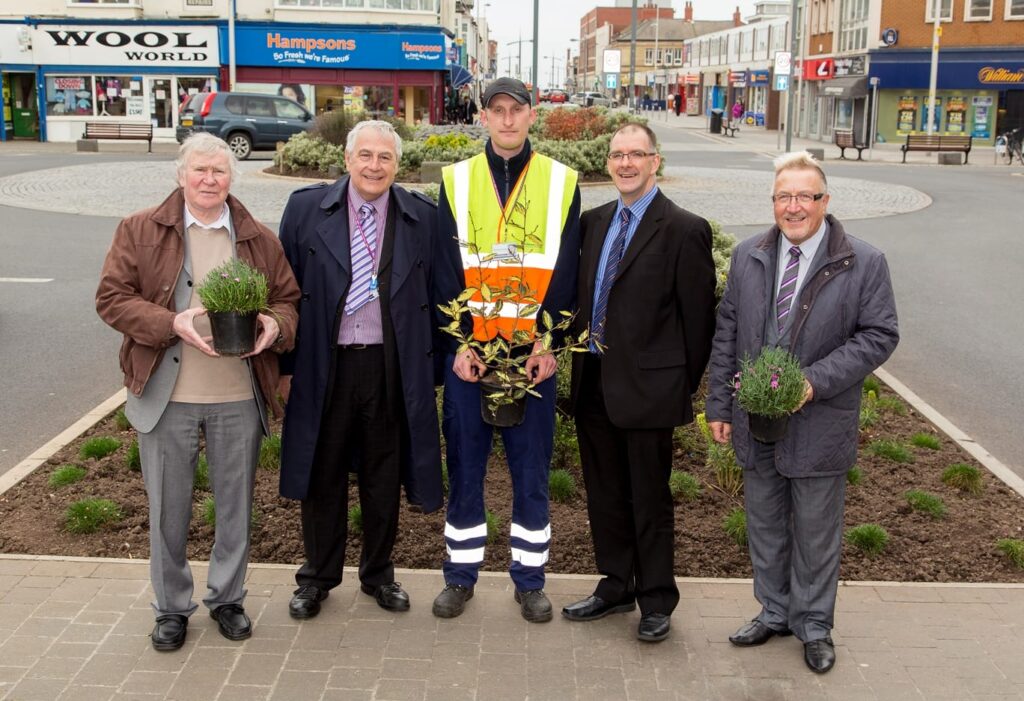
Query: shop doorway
5 73 39 139
149 78 173 131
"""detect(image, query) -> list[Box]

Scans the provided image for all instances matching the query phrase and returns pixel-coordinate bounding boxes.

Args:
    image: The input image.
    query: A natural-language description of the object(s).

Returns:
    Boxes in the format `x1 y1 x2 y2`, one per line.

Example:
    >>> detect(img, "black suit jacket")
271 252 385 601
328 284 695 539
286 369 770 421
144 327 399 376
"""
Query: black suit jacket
569 189 717 429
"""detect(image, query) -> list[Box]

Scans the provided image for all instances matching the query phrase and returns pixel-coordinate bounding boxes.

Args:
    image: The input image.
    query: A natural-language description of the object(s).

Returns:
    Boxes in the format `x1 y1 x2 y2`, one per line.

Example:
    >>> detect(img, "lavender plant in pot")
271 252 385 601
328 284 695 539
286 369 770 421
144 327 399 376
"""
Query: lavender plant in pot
733 346 807 443
195 258 269 356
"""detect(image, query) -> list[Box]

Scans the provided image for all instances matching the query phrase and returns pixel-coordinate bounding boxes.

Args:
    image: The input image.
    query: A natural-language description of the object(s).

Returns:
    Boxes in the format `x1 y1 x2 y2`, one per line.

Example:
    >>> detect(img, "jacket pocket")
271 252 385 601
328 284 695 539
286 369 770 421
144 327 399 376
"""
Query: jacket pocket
637 349 685 369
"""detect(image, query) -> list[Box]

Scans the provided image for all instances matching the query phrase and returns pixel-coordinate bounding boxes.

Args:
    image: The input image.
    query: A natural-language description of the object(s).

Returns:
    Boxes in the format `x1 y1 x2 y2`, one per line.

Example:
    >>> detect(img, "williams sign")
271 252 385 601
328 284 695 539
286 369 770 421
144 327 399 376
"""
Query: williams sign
32 25 220 68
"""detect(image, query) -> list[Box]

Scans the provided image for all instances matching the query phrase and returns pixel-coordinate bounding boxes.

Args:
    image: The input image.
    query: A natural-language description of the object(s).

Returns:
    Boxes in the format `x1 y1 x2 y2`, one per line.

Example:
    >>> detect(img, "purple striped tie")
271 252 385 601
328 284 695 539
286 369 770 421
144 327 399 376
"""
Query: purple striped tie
776 245 801 332
345 203 377 315
592 208 631 348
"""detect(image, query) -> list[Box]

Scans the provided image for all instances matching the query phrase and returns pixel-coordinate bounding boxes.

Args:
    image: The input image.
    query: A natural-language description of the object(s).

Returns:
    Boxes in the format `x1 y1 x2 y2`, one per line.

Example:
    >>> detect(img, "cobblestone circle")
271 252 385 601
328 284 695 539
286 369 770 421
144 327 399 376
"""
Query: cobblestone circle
0 160 930 227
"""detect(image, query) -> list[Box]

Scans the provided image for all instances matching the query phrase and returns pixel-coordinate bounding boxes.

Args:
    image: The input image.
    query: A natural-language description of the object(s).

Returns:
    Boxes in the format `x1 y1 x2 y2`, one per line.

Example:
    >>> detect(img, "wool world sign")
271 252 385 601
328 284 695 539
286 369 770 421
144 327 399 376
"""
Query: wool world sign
32 25 220 68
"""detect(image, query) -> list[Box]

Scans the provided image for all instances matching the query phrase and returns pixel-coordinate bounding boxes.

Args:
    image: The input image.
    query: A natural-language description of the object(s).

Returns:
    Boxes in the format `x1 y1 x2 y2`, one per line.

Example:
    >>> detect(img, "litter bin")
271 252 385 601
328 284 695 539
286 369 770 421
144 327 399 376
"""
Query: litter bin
710 108 724 134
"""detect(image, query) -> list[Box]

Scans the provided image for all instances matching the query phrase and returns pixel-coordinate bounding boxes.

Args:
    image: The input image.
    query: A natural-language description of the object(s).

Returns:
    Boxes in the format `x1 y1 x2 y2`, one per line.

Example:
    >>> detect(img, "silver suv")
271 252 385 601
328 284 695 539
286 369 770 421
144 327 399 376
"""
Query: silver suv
573 91 617 108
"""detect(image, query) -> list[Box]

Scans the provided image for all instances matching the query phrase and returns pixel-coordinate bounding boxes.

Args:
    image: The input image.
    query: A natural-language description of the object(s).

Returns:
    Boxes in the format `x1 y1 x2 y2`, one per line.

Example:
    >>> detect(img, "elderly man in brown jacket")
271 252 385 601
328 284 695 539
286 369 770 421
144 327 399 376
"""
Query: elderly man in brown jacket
96 132 299 651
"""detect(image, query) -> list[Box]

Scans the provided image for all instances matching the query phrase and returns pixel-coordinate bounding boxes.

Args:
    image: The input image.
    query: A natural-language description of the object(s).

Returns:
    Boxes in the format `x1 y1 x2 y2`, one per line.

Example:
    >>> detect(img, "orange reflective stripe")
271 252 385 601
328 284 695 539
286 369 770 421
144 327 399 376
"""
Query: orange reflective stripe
464 267 552 304
473 316 536 341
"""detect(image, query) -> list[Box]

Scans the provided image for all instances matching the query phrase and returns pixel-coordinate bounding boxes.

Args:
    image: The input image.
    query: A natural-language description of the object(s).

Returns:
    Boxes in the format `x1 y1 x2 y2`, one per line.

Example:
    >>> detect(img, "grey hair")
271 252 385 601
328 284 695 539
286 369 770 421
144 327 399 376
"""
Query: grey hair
346 119 403 160
175 132 240 183
772 150 828 190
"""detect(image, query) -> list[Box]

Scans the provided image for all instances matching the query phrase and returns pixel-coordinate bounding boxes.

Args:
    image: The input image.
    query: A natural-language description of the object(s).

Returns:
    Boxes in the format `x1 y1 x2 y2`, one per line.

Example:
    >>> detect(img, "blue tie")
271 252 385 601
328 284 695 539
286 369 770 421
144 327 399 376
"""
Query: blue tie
345 203 377 315
592 208 631 349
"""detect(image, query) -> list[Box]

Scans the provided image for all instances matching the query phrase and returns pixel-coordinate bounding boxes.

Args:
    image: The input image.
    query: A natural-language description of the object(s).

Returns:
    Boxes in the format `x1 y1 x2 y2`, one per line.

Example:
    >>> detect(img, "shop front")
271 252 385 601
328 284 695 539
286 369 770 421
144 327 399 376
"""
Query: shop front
869 48 1024 145
28 21 220 143
225 23 449 125
1 24 39 141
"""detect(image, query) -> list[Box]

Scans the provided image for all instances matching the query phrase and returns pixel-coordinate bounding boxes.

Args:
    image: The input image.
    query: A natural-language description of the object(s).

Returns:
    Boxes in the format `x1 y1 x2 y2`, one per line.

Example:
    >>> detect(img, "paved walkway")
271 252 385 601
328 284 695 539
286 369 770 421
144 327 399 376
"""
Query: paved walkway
1 555 1022 701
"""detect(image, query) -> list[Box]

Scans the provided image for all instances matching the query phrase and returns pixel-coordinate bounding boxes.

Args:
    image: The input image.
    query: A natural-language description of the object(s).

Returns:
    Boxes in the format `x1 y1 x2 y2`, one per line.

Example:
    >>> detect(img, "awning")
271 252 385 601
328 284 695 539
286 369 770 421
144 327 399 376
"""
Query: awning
449 63 473 89
820 76 869 99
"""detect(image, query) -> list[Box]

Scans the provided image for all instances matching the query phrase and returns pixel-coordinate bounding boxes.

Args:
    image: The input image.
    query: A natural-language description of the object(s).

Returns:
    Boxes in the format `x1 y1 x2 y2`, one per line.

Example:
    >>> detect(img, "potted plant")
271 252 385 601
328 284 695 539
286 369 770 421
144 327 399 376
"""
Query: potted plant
195 258 269 356
733 346 807 443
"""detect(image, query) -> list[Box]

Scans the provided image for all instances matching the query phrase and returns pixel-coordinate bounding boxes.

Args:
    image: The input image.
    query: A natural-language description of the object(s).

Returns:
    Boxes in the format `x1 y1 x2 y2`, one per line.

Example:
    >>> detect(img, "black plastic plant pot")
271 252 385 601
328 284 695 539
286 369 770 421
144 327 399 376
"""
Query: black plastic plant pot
207 310 258 356
479 376 527 427
748 412 790 444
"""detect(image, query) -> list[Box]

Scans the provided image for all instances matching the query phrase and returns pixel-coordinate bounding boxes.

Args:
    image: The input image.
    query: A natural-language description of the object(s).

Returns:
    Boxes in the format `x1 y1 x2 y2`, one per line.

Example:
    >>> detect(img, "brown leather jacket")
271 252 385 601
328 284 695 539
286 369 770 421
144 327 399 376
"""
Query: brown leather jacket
96 188 300 417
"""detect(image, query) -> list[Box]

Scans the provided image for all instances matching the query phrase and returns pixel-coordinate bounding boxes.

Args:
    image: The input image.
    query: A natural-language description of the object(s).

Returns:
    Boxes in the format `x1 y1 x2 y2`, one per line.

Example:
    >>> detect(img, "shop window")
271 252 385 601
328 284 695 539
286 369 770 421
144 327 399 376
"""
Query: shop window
45 76 93 116
1006 0 1024 17
95 76 140 117
68 0 140 6
965 0 993 19
644 49 654 66
925 0 953 21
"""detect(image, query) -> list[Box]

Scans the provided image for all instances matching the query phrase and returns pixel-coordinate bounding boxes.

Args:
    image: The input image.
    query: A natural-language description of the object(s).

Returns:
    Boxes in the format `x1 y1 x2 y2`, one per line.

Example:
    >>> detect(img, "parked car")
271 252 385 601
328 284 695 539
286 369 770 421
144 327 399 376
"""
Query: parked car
538 89 552 103
548 89 569 104
578 91 617 108
175 91 314 160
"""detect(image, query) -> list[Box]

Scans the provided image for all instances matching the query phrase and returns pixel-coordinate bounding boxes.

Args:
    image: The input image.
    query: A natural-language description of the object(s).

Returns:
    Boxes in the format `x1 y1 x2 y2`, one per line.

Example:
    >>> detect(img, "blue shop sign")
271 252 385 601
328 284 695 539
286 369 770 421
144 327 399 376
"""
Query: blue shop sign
225 25 447 70
869 49 1024 90
748 70 770 86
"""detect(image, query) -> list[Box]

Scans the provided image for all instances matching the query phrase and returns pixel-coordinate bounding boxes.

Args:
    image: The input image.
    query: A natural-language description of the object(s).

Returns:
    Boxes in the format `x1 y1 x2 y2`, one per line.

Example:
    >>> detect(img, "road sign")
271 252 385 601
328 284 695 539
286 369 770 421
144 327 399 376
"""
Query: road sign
774 51 792 76
606 73 617 89
774 74 789 91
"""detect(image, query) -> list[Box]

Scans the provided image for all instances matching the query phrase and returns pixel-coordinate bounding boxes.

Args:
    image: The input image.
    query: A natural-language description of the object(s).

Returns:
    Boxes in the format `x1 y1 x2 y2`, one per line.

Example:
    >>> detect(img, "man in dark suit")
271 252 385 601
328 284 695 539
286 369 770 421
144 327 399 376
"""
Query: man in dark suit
562 123 717 642
277 120 443 619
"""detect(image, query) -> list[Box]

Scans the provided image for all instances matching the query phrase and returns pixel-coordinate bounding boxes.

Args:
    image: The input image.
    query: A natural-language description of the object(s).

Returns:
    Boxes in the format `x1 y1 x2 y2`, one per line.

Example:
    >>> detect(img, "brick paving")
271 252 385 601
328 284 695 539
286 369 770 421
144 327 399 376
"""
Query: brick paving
0 556 1022 700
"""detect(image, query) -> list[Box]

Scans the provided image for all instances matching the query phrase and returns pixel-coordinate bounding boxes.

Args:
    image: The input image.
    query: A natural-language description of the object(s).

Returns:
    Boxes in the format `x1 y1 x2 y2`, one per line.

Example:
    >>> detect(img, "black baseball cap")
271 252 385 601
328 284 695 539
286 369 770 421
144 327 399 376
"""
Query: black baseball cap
482 77 532 107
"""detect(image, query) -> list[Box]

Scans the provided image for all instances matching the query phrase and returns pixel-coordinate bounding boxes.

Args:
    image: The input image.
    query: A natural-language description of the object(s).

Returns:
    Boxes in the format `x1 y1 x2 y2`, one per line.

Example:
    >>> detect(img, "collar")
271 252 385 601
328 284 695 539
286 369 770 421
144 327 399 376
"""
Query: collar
346 182 390 217
779 217 827 261
485 138 532 175
184 203 230 231
318 175 420 223
615 185 659 223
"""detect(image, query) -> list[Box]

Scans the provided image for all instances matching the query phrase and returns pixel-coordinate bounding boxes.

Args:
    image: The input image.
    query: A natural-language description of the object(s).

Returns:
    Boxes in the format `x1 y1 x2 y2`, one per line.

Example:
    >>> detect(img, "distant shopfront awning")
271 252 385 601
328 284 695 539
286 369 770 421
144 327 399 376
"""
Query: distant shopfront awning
820 76 869 99
449 63 472 89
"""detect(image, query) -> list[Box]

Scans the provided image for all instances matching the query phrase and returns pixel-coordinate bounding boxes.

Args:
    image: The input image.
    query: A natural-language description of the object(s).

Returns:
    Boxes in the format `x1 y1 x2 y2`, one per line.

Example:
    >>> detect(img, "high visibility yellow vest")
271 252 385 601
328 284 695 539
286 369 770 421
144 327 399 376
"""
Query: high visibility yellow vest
442 151 578 341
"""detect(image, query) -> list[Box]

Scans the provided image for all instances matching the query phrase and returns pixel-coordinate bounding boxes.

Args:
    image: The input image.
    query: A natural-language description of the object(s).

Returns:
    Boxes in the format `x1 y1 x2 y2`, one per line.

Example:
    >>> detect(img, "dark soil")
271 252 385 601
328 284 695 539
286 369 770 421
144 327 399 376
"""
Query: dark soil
2 379 1023 583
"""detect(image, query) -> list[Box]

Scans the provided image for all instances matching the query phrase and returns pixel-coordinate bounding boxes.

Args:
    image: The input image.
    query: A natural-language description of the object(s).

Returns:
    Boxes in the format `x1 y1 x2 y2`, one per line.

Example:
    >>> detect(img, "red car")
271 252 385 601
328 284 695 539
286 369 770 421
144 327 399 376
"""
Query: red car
548 90 568 104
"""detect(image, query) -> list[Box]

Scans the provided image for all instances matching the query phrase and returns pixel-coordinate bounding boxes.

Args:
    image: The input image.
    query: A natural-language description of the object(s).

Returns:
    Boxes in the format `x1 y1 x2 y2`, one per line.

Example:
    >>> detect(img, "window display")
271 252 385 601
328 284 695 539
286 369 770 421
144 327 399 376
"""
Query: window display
46 76 93 116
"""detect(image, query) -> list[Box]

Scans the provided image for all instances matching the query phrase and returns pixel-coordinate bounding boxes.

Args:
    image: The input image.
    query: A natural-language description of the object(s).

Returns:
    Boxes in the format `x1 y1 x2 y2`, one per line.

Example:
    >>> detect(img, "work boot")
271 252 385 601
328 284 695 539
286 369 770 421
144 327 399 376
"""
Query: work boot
514 589 553 623
432 583 474 618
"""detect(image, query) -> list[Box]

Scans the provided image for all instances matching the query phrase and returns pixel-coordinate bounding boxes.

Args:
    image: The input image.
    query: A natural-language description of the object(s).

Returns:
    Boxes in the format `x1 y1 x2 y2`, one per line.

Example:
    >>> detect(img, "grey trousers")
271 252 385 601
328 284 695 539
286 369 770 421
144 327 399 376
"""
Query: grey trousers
743 441 847 642
138 400 262 617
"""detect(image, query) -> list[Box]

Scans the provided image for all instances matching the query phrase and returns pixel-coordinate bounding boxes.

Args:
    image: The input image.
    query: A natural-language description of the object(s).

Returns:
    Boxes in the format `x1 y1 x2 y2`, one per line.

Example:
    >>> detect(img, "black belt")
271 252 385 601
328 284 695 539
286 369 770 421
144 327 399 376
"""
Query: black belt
337 343 383 350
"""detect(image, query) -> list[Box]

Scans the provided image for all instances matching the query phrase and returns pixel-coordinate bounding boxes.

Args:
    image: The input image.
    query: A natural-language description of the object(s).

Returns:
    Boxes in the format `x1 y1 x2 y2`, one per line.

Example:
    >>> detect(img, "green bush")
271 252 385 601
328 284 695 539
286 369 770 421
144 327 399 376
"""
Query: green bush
258 433 281 471
125 439 141 472
672 423 703 456
79 436 121 460
669 471 702 502
710 443 743 496
196 258 269 313
905 490 947 519
846 466 863 486
723 508 747 547
400 136 482 174
420 183 440 203
548 469 577 503
845 524 889 557
441 459 449 496
202 496 216 527
348 504 363 536
114 407 131 431
910 432 941 450
869 439 914 463
194 453 210 492
551 413 580 471
876 396 907 416
859 398 879 430
309 109 358 146
996 539 1024 569
65 499 123 534
710 221 737 300
533 134 612 177
862 375 881 395
485 510 500 545
941 463 983 495
49 464 87 488
276 132 345 173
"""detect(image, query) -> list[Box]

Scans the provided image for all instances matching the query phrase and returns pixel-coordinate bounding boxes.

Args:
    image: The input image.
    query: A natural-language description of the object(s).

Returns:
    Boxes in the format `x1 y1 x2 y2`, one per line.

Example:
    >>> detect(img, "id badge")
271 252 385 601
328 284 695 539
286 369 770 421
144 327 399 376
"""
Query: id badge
490 243 518 261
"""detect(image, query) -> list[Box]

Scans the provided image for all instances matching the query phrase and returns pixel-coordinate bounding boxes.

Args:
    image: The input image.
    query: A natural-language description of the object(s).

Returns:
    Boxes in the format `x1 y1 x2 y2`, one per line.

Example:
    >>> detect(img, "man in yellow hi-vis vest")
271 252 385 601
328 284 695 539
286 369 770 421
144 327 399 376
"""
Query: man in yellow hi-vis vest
432 78 581 623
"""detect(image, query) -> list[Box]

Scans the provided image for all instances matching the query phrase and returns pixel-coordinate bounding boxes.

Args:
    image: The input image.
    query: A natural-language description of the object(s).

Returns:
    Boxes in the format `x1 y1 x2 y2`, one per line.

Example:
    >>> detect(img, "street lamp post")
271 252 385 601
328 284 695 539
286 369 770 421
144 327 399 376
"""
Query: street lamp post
543 56 564 90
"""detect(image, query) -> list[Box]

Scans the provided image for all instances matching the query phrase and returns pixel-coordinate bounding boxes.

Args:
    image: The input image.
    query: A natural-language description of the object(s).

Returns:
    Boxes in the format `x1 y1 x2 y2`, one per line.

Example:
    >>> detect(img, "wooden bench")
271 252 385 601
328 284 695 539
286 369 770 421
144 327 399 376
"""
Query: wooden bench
722 121 740 138
834 129 867 161
901 134 972 164
82 122 153 152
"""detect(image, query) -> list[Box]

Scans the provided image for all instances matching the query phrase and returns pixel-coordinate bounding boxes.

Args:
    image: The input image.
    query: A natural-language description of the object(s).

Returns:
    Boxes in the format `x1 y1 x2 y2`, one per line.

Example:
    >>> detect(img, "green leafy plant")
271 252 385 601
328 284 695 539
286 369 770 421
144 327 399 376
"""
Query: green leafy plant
669 471 702 502
65 499 123 534
276 132 345 174
540 107 608 140
196 258 269 314
710 220 737 299
348 505 363 536
876 396 907 416
723 508 747 547
859 396 879 429
202 496 217 527
440 459 449 497
941 463 983 496
548 469 577 503
551 413 580 471
194 453 209 492
862 375 881 395
869 439 915 463
845 524 889 557
485 510 500 545
79 436 121 460
696 413 743 496
905 489 946 519
846 466 863 486
733 346 806 418
114 407 131 431
49 464 87 488
996 539 1024 569
309 108 358 146
258 433 281 471
126 439 141 471
910 432 941 450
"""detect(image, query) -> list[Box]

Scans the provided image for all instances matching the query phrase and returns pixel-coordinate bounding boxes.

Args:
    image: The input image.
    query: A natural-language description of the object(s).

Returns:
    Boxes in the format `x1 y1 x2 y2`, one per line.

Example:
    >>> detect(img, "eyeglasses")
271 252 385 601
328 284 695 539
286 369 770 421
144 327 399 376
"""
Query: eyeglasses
772 192 826 205
607 151 657 162
354 150 396 165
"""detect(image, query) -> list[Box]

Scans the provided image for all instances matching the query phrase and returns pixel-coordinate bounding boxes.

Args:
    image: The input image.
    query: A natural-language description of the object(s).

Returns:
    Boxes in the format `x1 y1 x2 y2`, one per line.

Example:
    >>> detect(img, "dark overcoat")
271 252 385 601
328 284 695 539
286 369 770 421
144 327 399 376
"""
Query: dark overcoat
277 176 443 512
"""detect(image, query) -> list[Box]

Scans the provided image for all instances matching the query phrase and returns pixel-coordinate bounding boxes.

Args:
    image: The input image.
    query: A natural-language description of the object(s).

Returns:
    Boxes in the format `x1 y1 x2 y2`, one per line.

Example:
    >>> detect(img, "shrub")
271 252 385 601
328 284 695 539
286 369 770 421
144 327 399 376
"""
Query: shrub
533 134 611 177
348 505 363 536
49 464 87 488
845 524 889 556
194 453 210 492
669 471 702 502
79 436 121 460
862 375 881 395
65 499 122 534
540 107 607 140
734 346 806 418
905 490 947 519
126 439 141 471
846 467 863 486
710 443 743 496
941 463 983 495
420 183 440 203
996 539 1024 569
114 408 131 431
551 413 579 471
309 109 358 146
869 439 914 463
196 258 269 313
710 221 737 299
876 396 907 416
723 508 747 547
441 459 449 496
202 496 216 527
859 399 879 430
485 510 500 545
910 432 941 450
399 136 482 173
258 434 281 471
276 132 345 174
672 423 703 456
549 469 577 503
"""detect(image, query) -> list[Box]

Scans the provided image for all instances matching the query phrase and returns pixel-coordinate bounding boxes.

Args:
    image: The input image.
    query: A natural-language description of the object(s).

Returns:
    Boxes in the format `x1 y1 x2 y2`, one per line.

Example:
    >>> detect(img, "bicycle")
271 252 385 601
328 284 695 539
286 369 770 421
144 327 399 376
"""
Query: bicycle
998 128 1024 165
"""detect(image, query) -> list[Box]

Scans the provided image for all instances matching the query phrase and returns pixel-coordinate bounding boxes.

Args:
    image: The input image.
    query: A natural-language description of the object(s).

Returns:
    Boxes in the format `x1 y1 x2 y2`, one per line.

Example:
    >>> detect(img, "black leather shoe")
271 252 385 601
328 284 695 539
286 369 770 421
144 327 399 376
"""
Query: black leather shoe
729 620 793 647
561 595 636 622
804 636 836 673
210 604 252 641
637 613 671 642
289 584 329 620
514 589 553 623
151 614 188 651
361 582 410 612
432 583 474 618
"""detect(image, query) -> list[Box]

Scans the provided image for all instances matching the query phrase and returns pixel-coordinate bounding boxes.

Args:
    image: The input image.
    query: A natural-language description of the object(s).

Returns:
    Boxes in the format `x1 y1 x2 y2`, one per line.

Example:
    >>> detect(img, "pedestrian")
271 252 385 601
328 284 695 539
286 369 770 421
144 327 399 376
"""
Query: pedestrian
277 120 444 620
673 92 682 117
95 132 300 651
732 99 745 125
432 77 582 623
705 151 899 673
560 123 717 643
462 95 478 124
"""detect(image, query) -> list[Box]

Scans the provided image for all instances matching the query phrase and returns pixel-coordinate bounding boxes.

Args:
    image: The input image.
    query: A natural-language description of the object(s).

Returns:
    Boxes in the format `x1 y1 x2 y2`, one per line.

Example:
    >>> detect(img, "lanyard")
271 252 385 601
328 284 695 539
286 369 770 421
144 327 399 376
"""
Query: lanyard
487 153 534 245
348 200 380 294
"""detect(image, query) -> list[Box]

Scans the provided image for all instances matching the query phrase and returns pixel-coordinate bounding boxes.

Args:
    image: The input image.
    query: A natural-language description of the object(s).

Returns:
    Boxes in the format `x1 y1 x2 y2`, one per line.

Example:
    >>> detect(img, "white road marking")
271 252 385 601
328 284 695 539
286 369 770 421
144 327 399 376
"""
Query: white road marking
0 277 54 283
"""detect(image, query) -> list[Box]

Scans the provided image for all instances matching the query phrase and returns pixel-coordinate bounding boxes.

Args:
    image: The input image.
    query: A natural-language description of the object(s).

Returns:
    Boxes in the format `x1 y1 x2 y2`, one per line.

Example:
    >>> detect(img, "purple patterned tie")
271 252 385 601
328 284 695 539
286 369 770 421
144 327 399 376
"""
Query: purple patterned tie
345 203 377 315
592 208 631 348
776 245 801 332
